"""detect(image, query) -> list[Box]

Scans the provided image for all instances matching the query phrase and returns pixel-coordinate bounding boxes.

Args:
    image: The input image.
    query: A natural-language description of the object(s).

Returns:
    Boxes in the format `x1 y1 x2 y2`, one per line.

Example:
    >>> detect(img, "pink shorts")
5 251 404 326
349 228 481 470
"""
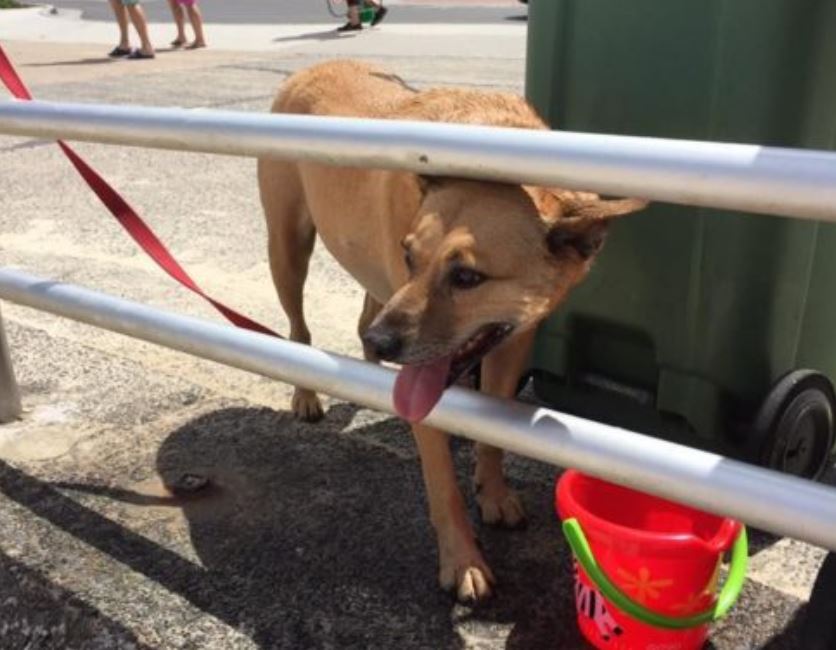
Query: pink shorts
175 0 197 6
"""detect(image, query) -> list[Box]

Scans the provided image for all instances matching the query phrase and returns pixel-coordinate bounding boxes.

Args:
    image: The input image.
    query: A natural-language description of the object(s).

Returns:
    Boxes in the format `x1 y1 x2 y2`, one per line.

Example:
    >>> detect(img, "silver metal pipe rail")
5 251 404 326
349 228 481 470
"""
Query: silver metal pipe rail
2 99 836 222
0 305 22 423
2 267 836 550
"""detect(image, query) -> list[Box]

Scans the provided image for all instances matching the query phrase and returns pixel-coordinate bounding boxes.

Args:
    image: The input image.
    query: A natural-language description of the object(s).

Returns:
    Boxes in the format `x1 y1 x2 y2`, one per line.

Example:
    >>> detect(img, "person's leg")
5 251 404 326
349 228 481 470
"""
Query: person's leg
370 0 388 27
167 0 187 46
184 1 207 48
125 2 155 57
108 0 130 53
338 0 362 30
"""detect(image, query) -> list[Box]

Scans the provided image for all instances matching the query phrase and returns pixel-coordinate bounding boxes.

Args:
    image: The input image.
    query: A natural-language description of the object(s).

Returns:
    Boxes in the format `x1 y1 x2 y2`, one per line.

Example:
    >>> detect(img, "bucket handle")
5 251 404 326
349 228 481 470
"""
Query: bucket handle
563 518 748 630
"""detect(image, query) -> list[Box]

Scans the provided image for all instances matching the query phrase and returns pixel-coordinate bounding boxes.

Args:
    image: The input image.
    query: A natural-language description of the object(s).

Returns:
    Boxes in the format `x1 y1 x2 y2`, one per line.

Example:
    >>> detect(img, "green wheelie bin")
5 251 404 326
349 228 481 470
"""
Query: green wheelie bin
525 0 836 479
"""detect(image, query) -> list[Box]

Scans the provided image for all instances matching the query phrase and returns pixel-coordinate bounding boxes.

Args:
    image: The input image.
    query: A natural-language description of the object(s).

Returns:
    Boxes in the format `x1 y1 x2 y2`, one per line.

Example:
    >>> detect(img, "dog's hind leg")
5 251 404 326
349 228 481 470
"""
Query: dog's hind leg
357 293 383 362
474 328 536 528
259 159 323 421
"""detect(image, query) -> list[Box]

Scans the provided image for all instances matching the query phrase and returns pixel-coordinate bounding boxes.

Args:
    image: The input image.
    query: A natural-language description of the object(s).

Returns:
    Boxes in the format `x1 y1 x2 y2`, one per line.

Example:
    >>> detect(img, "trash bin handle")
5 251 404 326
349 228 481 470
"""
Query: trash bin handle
562 518 748 630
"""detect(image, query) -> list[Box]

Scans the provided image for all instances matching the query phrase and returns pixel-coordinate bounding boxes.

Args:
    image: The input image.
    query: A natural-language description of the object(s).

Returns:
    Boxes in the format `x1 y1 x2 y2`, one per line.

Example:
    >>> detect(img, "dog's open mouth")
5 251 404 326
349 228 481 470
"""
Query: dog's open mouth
393 323 514 423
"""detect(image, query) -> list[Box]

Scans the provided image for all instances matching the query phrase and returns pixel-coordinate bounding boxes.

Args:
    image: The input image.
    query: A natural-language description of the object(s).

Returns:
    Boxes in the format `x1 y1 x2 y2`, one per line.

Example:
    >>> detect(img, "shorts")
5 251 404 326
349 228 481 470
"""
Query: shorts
120 0 140 5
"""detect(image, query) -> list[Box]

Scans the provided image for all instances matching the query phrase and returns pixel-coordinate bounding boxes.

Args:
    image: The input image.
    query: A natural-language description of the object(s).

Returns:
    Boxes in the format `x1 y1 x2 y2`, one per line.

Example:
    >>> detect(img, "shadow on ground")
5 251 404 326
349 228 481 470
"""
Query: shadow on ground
21 48 204 68
0 403 589 648
0 551 153 649
0 400 811 648
22 58 118 67
273 30 352 43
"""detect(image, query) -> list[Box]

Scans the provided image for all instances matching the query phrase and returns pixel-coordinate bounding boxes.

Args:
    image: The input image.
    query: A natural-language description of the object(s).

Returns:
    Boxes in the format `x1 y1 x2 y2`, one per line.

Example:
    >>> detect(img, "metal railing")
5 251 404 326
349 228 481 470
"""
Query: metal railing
3 267 836 551
2 101 836 550
0 305 21 423
2 99 836 221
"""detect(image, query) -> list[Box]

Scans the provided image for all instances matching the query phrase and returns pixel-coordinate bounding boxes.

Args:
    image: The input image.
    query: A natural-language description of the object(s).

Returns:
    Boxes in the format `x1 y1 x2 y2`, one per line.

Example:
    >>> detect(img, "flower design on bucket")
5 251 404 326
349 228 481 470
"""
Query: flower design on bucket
672 590 711 615
672 557 723 614
615 566 673 604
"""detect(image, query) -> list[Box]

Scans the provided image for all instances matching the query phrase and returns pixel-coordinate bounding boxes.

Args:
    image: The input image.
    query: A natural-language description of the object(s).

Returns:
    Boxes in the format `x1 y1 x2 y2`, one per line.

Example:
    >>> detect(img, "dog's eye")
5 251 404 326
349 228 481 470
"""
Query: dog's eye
449 267 486 290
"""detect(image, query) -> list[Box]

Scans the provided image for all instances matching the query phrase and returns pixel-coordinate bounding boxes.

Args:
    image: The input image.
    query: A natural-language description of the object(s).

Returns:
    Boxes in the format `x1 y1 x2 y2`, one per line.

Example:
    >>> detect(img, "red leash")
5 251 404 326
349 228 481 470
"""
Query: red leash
0 45 279 337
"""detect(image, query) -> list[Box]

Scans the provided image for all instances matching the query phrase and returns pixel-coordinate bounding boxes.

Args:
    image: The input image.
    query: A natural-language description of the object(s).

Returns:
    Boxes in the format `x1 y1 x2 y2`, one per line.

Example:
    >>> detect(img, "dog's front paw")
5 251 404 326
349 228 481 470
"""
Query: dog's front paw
438 544 495 603
292 388 324 422
476 486 526 529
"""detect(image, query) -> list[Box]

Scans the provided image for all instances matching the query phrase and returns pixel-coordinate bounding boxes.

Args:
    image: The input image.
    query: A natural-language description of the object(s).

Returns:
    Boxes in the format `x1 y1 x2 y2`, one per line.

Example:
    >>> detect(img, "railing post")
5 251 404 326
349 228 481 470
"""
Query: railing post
0 304 22 423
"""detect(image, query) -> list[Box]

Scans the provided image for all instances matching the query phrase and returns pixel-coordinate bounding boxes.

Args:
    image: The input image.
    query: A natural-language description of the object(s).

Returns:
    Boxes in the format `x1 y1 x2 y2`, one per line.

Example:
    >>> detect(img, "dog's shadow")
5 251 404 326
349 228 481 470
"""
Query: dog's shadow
28 400 810 648
142 402 586 648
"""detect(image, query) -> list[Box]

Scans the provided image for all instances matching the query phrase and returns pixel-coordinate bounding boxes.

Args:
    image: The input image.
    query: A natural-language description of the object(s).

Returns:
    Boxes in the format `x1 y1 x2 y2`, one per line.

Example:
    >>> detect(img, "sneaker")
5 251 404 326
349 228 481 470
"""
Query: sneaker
337 21 362 32
371 6 388 26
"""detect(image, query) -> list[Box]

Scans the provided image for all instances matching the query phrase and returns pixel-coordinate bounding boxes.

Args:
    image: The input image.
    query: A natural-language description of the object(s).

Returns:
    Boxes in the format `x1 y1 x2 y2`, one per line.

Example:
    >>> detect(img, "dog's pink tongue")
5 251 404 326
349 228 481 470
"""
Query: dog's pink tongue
393 356 452 423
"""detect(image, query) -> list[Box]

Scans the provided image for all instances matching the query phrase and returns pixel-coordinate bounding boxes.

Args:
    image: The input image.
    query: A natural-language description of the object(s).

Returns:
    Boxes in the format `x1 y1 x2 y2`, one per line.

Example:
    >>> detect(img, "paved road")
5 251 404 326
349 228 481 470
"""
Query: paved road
48 0 529 24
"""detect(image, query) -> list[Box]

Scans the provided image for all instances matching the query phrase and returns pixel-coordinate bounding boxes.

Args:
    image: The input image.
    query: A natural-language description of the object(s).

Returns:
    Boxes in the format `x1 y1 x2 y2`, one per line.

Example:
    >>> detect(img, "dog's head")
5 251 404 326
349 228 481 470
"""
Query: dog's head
362 178 647 422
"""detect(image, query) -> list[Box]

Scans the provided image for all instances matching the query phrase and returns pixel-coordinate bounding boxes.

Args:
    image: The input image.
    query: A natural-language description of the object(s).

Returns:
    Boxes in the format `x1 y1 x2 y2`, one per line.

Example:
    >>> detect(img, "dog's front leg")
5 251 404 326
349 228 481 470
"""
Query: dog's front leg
474 327 537 528
412 422 495 602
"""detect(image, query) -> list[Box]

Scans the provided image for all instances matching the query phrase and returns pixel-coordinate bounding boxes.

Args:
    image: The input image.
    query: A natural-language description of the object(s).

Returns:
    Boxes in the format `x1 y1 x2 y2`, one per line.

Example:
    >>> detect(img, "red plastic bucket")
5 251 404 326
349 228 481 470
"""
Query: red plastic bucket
556 470 748 650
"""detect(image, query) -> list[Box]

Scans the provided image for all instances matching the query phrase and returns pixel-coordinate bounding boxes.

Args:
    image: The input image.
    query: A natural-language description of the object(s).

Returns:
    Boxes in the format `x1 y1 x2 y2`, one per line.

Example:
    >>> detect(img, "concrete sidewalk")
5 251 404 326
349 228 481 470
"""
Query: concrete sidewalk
0 8 829 649
47 0 525 25
0 5 526 56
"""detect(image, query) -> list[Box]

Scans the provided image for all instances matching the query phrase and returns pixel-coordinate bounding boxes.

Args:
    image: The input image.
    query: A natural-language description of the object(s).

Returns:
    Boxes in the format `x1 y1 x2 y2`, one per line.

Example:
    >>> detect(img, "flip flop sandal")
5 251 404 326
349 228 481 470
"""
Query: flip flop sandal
185 42 207 50
108 47 131 58
127 50 156 60
170 39 187 48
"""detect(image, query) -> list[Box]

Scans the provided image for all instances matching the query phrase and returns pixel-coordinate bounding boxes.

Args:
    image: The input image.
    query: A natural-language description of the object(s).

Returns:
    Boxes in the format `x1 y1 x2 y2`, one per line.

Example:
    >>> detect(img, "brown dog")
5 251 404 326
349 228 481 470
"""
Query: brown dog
258 60 646 602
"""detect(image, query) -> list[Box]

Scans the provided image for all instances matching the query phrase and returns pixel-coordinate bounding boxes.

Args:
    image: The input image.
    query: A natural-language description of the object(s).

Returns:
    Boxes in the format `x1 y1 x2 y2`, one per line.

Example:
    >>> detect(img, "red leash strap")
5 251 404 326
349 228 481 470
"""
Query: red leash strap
0 45 279 337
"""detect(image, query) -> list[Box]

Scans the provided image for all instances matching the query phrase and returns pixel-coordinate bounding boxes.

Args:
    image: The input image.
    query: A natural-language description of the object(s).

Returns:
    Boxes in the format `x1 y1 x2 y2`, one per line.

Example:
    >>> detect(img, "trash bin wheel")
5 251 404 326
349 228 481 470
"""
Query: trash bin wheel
803 552 836 649
753 370 835 480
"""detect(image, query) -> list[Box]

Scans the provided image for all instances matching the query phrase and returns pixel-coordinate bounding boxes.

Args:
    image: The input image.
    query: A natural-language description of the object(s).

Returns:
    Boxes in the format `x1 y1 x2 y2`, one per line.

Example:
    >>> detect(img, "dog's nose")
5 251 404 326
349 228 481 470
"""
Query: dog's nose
362 327 403 361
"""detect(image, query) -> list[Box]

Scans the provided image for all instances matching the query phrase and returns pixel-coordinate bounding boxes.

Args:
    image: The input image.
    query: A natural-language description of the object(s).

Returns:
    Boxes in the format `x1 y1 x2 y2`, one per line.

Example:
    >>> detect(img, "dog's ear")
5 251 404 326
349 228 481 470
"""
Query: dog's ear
546 218 609 259
562 197 648 221
526 186 600 220
546 197 647 259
